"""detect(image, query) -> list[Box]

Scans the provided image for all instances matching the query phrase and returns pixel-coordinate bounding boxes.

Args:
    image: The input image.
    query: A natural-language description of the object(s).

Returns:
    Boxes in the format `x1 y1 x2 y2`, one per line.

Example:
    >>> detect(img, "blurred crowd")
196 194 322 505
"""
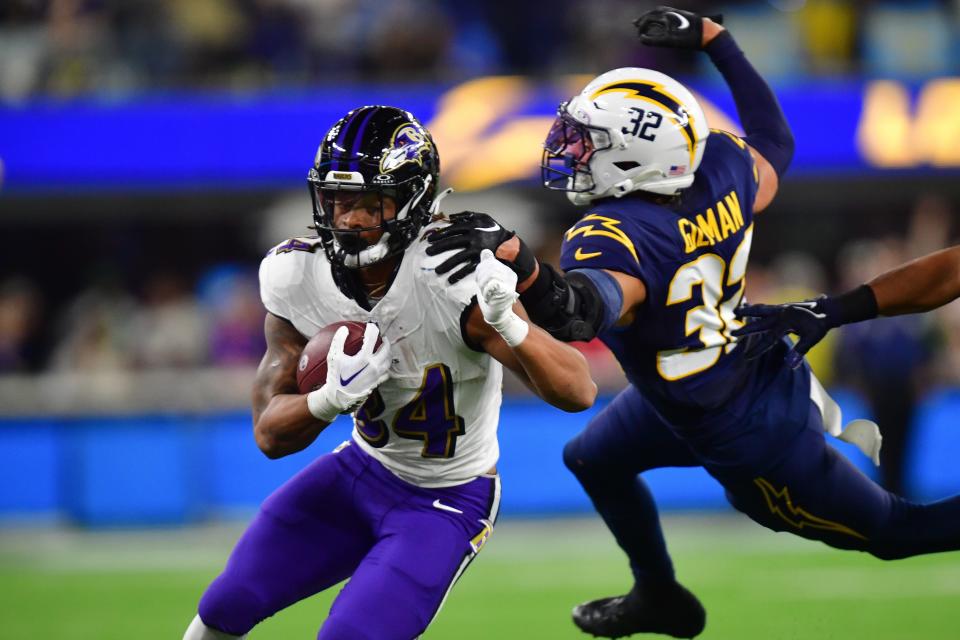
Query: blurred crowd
2 195 958 388
1 0 958 99
1 191 957 491
0 264 265 374
2 0 958 496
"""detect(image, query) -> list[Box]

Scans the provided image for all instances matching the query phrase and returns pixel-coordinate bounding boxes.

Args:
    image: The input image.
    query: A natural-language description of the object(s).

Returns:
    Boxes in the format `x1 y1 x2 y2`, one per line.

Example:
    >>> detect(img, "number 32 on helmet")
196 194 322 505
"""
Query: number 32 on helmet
542 67 710 204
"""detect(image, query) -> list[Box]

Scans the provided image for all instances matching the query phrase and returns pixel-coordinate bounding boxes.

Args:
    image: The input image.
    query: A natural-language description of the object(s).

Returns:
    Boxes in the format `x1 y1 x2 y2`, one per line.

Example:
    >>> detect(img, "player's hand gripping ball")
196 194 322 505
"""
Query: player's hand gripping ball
297 321 384 393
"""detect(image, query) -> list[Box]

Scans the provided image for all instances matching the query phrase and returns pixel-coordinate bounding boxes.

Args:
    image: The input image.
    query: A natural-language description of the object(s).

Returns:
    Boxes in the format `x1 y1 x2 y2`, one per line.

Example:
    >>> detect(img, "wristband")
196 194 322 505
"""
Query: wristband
306 387 339 423
832 285 879 325
493 312 530 348
512 238 537 283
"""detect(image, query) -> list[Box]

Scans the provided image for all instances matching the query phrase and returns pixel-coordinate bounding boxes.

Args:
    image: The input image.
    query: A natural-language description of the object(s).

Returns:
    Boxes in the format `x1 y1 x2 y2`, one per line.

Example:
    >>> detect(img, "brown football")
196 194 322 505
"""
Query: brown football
296 321 381 393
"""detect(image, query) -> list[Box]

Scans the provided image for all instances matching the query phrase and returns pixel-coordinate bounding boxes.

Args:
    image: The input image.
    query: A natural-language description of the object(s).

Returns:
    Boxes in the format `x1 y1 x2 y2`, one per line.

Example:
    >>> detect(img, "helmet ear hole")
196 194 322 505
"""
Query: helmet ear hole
613 161 641 171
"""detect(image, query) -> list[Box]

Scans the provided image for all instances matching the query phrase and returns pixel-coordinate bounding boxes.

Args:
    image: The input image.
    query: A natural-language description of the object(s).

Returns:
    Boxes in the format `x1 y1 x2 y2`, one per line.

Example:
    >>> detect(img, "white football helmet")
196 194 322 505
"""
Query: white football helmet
542 67 710 204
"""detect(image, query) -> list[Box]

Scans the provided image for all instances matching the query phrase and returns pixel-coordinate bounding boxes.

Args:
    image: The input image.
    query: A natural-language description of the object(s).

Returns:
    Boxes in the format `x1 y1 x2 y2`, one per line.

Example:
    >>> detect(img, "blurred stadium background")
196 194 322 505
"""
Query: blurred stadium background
2 0 960 638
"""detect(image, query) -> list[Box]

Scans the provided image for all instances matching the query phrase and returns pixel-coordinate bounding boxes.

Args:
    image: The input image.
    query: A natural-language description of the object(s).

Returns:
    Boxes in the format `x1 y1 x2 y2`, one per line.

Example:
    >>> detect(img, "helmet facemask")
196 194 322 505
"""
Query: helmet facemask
309 168 434 269
541 102 613 199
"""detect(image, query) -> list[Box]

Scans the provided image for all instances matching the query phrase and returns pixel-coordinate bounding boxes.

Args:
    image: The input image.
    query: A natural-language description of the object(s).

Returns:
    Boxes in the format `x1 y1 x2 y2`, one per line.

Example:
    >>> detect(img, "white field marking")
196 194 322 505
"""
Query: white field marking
755 566 960 601
3 514 953 580
0 523 244 573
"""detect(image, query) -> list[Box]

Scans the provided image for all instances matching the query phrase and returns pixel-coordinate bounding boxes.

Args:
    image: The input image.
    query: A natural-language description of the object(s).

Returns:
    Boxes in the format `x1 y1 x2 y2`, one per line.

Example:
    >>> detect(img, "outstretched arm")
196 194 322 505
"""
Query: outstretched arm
702 20 793 212
635 7 794 212
464 251 597 412
869 245 960 315
733 245 960 367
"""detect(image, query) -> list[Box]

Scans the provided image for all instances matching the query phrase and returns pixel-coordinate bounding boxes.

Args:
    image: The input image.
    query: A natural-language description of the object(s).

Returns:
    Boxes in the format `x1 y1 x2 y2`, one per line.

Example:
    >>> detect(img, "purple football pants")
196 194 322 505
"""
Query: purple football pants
197 441 500 639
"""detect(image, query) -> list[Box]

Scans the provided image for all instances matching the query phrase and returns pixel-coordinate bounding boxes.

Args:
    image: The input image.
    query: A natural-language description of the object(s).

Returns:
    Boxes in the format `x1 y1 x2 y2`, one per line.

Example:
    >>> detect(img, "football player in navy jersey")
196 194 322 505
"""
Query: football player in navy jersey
427 7 960 638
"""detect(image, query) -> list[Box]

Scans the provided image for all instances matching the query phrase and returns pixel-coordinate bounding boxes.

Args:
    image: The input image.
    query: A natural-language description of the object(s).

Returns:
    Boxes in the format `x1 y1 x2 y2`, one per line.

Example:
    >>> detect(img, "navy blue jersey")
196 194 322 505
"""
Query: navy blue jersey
560 130 788 429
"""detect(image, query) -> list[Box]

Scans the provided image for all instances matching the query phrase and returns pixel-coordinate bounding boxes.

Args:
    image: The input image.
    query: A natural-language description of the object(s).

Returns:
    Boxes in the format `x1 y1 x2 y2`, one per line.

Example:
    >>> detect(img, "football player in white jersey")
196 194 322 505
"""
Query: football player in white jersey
183 105 597 640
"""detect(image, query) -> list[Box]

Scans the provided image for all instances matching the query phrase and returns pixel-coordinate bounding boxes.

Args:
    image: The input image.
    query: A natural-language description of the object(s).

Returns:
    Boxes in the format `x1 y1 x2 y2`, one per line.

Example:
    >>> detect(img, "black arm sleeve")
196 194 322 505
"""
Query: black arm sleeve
518 263 621 342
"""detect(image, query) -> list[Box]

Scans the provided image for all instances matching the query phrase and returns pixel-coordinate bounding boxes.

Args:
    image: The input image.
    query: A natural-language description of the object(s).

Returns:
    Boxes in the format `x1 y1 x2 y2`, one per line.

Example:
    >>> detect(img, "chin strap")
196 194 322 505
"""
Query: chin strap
396 173 434 223
570 167 687 204
340 232 393 268
430 187 454 216
567 191 593 206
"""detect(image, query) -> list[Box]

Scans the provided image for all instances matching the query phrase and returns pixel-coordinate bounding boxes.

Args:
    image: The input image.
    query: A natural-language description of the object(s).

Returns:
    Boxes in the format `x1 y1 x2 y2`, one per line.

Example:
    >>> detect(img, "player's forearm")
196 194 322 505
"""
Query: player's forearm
518 265 625 343
473 307 597 412
512 328 597 412
869 246 960 316
253 394 330 458
704 28 794 177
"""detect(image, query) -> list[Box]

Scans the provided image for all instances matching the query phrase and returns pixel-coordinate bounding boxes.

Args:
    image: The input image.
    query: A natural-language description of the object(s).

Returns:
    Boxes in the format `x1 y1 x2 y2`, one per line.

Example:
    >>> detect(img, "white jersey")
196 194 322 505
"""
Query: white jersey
259 220 502 488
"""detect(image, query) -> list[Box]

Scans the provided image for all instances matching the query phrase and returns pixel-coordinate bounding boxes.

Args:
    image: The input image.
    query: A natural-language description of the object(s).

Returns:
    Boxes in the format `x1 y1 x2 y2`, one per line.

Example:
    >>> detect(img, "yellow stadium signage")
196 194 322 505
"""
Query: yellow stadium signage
857 79 960 167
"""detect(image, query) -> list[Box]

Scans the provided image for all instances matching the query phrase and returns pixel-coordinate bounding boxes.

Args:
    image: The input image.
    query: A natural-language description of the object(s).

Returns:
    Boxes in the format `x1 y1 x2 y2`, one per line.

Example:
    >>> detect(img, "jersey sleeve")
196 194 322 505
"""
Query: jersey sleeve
416 223 478 309
412 229 482 348
258 239 313 322
706 129 759 207
559 211 646 282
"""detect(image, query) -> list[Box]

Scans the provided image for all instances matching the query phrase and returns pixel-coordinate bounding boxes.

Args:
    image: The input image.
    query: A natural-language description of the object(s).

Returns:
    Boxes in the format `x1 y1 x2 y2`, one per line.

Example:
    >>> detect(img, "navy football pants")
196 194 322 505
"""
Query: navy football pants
563 384 960 583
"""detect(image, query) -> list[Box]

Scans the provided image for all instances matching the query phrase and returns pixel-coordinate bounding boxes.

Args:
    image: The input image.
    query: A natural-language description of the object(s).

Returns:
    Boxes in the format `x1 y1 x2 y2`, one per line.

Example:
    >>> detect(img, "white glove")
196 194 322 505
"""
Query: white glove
476 249 529 347
307 323 392 422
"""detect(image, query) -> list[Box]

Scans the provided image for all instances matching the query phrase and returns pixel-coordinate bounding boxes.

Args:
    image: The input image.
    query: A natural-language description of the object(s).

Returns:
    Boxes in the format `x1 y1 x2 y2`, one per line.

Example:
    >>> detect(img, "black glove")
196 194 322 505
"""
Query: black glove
732 297 838 369
425 211 536 285
633 6 722 50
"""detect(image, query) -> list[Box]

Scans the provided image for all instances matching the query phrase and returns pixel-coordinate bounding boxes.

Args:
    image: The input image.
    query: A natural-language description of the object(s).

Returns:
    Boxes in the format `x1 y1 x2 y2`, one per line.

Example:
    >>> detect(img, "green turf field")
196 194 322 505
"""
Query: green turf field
2 514 958 639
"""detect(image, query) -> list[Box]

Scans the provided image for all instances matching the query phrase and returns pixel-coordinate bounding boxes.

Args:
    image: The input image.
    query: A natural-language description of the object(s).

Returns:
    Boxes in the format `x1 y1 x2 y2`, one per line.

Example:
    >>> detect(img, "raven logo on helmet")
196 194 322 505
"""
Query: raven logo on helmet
380 124 433 173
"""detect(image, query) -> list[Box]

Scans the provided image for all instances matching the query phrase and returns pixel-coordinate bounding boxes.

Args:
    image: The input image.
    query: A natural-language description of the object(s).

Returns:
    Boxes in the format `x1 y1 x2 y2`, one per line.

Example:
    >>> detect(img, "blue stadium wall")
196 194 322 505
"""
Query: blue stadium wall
3 77 959 194
3 391 960 526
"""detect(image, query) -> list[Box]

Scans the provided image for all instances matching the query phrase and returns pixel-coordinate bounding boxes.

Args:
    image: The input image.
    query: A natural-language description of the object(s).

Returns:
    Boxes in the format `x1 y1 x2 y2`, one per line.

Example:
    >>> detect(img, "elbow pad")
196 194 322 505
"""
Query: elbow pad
519 264 622 342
